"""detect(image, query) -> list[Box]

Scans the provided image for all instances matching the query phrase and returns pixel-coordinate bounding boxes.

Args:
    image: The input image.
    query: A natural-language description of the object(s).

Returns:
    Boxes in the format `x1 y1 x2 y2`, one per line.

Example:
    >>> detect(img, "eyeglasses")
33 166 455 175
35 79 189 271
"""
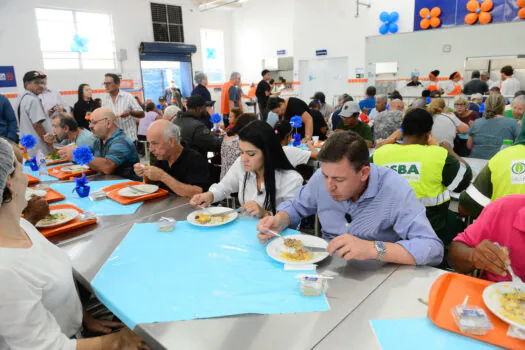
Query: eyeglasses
454 103 466 107
102 82 113 86
89 118 108 126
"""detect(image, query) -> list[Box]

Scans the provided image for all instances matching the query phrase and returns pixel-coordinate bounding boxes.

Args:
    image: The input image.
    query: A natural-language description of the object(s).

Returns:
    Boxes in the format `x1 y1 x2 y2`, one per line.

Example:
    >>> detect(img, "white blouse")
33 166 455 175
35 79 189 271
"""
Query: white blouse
0 219 82 350
209 157 303 209
283 146 312 167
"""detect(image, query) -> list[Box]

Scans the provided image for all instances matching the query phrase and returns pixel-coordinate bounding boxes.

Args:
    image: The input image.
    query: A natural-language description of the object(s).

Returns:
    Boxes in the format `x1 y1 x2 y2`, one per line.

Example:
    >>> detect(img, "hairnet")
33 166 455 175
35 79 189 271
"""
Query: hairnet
0 138 15 206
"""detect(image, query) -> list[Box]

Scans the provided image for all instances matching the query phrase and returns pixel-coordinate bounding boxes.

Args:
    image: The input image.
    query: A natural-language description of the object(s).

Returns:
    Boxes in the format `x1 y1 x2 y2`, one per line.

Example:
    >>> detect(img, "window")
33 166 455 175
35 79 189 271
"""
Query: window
200 29 225 84
150 3 184 43
35 8 116 70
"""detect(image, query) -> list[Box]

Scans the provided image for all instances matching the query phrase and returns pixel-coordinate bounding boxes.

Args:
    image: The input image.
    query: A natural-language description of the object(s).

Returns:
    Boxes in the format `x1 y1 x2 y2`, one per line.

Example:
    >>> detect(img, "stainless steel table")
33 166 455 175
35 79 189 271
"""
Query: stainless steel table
135 259 399 350
314 266 445 350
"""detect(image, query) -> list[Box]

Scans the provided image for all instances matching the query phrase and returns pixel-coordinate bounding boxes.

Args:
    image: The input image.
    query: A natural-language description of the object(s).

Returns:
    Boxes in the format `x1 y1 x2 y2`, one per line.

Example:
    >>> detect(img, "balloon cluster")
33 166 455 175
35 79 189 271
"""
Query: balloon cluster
290 116 303 147
70 34 89 53
379 11 399 35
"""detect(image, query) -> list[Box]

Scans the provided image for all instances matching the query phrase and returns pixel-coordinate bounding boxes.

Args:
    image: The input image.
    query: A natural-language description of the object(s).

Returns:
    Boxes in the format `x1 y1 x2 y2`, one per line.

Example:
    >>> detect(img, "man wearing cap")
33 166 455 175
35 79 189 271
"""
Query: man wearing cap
335 101 374 148
100 73 145 143
463 71 489 96
469 93 484 113
173 95 222 158
406 73 424 87
310 92 333 120
16 71 53 156
40 76 71 117
256 70 271 122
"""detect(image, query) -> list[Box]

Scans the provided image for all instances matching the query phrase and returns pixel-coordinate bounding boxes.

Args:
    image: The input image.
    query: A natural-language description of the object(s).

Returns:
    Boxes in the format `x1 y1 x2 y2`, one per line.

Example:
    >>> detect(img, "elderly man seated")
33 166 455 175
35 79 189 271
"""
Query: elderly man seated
44 112 96 151
134 120 209 197
510 95 525 124
256 132 444 266
58 107 139 180
373 99 405 141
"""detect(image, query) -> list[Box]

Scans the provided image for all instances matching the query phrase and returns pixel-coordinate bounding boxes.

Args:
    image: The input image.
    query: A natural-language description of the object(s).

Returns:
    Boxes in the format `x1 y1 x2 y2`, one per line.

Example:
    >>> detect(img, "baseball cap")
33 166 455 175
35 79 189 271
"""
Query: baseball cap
187 95 214 109
471 93 483 101
23 70 46 83
339 101 361 118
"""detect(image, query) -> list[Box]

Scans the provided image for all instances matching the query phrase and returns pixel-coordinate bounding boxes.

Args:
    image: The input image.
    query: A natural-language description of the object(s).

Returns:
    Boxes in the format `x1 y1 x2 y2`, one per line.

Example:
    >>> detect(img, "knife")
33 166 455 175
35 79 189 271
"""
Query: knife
302 245 327 253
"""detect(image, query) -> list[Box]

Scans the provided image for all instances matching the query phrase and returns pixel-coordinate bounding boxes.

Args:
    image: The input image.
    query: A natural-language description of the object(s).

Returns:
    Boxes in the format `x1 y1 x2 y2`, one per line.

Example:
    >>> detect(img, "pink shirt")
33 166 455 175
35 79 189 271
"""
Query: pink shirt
453 195 525 282
138 111 158 136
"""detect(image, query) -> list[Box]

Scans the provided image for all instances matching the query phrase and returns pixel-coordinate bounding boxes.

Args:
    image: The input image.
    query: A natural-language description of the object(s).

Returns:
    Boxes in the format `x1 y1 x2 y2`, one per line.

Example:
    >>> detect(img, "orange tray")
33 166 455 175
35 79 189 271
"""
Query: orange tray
26 174 40 185
29 186 65 203
428 272 525 349
103 181 169 205
38 204 97 238
47 165 96 180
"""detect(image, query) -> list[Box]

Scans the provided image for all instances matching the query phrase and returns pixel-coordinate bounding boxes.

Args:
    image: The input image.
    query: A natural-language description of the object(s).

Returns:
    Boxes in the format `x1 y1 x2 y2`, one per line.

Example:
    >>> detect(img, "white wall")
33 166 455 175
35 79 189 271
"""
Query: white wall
0 0 233 106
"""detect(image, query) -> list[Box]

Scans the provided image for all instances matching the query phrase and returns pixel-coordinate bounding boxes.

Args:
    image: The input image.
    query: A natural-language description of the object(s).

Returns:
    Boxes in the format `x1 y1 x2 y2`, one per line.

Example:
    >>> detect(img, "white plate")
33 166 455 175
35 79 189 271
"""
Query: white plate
187 207 239 227
483 282 525 330
36 209 78 228
61 165 88 173
25 189 47 201
266 234 329 265
117 184 159 198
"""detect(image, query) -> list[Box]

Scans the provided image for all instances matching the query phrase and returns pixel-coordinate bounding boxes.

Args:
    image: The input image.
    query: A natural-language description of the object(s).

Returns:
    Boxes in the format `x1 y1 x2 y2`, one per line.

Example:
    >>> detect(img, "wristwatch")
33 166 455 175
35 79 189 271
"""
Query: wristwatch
374 241 386 261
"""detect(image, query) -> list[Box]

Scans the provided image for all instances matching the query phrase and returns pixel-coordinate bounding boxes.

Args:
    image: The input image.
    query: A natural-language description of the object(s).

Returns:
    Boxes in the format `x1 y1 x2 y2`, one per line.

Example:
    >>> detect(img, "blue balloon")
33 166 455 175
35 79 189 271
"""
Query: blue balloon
379 24 389 35
211 113 222 124
389 11 399 23
379 11 389 23
388 23 399 34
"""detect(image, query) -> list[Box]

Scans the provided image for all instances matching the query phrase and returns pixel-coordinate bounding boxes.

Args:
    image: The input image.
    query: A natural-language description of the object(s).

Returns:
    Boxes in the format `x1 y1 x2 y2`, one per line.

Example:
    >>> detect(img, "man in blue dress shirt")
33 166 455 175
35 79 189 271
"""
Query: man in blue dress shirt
257 131 444 266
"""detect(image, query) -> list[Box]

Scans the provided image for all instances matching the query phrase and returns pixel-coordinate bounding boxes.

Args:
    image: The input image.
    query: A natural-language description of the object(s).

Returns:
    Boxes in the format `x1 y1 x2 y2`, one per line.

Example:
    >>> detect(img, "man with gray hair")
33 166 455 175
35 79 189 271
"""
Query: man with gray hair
221 71 246 128
44 112 96 151
368 94 388 123
191 71 212 102
373 99 405 141
480 71 496 89
511 95 525 123
162 105 181 122
134 119 209 196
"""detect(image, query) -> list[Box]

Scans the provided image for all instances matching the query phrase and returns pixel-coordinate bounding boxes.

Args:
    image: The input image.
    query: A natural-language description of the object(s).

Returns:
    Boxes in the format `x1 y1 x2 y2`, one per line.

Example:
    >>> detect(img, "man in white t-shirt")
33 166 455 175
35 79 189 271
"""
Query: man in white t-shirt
500 65 521 97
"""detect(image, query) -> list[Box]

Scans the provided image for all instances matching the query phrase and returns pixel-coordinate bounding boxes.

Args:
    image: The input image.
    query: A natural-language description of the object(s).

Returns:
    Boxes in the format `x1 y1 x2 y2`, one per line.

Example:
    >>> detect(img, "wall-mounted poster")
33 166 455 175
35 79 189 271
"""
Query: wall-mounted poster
0 66 16 88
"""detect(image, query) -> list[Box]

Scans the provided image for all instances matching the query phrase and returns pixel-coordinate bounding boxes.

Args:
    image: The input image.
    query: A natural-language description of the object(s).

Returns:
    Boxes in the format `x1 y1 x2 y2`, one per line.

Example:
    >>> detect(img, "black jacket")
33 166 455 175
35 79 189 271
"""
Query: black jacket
173 112 222 158
463 79 489 95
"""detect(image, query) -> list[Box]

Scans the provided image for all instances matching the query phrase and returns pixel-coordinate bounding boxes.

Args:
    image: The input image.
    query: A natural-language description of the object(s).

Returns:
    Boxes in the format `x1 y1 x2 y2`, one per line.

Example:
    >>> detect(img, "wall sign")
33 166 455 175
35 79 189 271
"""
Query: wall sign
316 50 327 56
0 66 16 88
277 50 286 55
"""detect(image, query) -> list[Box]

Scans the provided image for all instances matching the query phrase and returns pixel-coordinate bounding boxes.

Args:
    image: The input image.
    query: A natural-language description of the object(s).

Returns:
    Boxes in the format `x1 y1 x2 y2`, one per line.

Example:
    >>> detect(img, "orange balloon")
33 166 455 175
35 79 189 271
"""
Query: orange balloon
479 12 491 24
430 17 441 28
465 13 478 24
518 0 525 8
420 8 430 18
519 7 525 18
481 0 493 12
467 0 480 12
431 7 442 17
420 18 430 29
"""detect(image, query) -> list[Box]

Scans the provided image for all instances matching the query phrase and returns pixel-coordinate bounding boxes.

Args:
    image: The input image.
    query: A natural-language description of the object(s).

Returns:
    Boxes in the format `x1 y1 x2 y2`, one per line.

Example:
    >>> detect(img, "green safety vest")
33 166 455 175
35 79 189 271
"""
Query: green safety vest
488 145 525 200
374 144 449 206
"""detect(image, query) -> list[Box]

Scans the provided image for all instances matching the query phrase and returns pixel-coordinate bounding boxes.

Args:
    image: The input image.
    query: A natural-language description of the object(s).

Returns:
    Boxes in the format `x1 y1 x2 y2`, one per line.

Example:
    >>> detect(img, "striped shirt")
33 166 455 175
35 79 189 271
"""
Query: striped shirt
100 91 143 141
277 164 444 266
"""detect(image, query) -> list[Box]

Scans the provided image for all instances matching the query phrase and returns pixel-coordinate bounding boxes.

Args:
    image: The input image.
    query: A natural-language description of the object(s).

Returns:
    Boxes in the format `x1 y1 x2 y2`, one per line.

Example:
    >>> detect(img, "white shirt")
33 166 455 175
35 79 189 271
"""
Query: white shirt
0 219 82 350
283 146 311 167
444 80 463 94
40 88 71 114
101 90 143 141
501 77 521 97
16 90 53 156
209 158 303 210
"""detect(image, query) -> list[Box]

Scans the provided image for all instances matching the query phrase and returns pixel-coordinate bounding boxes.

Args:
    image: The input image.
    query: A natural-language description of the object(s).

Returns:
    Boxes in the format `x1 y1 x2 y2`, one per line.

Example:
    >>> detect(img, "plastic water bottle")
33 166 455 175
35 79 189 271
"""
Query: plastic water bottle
500 139 513 151
36 150 47 177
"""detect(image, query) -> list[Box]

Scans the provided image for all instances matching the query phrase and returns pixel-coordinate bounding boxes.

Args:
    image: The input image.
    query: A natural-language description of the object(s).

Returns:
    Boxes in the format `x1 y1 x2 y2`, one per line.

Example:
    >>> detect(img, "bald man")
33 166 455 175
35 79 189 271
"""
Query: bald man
133 120 209 196
373 99 405 140
59 107 139 180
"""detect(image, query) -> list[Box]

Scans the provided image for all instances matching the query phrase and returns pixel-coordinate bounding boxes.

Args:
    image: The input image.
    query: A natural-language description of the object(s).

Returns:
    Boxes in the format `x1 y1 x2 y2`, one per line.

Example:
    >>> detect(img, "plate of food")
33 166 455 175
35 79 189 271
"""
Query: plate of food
61 165 89 173
35 209 78 228
483 282 525 330
25 188 48 200
187 207 239 227
266 234 329 265
117 184 159 198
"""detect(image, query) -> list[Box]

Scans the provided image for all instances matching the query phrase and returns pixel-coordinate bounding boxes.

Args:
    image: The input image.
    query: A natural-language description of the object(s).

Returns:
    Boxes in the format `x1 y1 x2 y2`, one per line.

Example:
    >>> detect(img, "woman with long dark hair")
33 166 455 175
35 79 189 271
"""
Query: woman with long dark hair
274 120 318 167
190 120 302 217
73 84 96 129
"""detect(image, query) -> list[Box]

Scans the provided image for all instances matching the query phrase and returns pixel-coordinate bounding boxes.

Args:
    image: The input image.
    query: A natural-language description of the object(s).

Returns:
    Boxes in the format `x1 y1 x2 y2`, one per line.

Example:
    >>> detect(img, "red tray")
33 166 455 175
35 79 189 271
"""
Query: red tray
428 272 525 349
38 204 97 238
103 181 169 205
47 165 96 180
26 174 40 185
28 186 66 204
